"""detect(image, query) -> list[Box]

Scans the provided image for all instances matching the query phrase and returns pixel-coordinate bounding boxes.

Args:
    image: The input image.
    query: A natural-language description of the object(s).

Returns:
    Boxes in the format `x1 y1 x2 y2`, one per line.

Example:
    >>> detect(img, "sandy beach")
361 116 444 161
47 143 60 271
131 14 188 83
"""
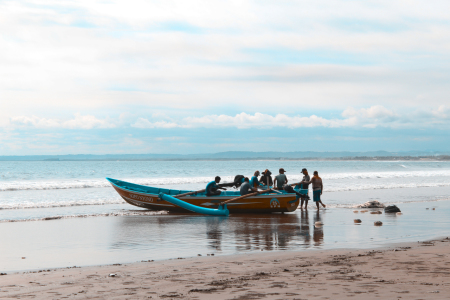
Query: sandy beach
1 237 449 299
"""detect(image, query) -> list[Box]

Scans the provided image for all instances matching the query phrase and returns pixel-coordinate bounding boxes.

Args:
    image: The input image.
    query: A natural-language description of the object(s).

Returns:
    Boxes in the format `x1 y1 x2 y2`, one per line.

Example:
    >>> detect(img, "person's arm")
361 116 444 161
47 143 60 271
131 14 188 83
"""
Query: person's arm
320 180 323 194
273 177 277 188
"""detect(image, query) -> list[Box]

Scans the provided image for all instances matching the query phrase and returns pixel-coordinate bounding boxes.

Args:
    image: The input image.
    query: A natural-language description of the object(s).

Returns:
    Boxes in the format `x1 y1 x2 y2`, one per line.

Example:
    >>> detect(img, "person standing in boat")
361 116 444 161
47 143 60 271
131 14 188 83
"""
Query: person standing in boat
274 168 288 190
240 177 256 196
259 169 273 187
250 171 263 190
311 171 326 210
206 176 227 197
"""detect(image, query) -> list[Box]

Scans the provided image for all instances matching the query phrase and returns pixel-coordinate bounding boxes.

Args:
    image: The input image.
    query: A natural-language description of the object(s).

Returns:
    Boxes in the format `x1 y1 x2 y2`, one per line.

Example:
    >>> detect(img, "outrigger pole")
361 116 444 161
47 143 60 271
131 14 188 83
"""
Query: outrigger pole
159 181 303 216
158 193 229 216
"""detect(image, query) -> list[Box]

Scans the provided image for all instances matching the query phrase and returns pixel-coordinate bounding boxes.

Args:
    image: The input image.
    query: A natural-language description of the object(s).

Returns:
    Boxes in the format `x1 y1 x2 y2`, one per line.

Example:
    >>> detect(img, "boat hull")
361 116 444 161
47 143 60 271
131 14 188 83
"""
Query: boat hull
108 179 299 213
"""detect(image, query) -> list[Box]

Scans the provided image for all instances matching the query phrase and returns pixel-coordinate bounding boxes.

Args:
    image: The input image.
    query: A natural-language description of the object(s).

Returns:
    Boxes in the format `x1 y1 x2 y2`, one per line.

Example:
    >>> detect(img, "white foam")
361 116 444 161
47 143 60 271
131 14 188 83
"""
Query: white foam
0 177 217 192
1 170 450 192
0 210 168 223
0 198 126 210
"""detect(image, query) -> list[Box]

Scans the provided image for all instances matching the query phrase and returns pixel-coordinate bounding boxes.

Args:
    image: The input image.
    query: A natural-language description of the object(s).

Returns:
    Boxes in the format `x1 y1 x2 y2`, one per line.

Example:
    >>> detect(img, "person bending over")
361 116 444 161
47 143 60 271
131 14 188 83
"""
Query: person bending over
298 168 311 209
250 171 263 190
206 176 227 197
240 177 255 196
274 168 288 190
310 171 326 209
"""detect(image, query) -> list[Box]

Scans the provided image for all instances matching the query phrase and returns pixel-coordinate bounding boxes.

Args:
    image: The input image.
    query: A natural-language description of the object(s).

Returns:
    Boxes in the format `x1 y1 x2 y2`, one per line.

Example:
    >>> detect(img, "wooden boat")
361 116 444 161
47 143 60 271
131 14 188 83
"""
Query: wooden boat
107 178 299 213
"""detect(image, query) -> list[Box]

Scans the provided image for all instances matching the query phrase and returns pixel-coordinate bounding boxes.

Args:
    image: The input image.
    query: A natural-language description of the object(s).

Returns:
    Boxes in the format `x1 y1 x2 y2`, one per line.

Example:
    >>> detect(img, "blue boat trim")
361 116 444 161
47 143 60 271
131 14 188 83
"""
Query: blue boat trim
159 193 229 216
106 177 290 197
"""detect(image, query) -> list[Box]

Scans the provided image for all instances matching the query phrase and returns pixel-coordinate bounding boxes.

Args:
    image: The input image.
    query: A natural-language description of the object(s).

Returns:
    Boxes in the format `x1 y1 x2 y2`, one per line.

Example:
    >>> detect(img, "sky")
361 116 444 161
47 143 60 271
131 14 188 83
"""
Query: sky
1 0 450 155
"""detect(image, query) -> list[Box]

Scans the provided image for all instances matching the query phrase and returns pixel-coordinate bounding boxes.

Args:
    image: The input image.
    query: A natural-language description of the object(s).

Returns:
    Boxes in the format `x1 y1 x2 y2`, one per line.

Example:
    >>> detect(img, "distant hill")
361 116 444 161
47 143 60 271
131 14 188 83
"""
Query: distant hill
0 151 448 161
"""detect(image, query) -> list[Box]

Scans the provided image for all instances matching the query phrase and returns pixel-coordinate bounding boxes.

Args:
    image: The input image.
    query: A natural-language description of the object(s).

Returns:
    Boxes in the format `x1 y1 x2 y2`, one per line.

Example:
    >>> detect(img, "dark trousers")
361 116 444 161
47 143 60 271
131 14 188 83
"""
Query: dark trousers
206 190 221 197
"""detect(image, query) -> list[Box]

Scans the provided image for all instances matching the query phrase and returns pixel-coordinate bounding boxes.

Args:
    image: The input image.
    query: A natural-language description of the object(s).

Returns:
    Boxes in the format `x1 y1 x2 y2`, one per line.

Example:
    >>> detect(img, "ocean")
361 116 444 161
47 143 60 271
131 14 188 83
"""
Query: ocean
1 160 450 272
1 160 449 222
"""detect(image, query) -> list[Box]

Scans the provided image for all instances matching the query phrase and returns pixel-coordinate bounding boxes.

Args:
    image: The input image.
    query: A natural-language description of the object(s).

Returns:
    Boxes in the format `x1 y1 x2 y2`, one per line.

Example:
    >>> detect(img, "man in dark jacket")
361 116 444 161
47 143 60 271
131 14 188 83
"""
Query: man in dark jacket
259 169 273 187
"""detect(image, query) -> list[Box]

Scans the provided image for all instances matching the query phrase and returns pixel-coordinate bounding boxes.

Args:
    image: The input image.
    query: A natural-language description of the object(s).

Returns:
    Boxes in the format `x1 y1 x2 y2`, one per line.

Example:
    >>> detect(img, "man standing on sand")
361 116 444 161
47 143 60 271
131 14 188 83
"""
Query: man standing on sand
311 171 326 209
274 168 288 190
298 168 311 209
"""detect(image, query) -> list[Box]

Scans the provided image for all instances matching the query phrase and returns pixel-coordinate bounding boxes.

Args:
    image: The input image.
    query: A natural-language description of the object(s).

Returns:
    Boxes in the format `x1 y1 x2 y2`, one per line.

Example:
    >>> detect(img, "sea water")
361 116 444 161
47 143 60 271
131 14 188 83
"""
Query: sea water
1 160 450 272
1 160 450 221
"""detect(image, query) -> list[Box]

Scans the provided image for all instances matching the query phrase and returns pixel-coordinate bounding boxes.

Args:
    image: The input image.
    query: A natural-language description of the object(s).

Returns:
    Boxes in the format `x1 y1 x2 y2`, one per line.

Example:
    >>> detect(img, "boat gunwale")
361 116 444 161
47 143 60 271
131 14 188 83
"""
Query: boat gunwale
107 178 295 200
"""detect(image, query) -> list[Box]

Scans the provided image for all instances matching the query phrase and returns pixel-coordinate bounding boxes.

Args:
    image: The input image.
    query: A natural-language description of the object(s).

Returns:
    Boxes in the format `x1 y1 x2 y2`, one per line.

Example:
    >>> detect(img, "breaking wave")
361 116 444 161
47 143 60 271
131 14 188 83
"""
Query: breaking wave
1 170 450 192
0 198 125 210
0 210 168 223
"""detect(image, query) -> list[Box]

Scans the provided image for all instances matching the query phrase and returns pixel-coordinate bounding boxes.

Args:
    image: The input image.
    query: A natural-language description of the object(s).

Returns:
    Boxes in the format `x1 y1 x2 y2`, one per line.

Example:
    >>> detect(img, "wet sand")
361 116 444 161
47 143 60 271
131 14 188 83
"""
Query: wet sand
1 238 449 299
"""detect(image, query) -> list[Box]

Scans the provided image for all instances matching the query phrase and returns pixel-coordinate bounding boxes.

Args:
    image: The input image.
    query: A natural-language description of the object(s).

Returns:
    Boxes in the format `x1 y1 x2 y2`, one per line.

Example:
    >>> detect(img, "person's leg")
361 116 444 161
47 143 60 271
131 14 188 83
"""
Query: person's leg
313 190 320 210
317 190 325 208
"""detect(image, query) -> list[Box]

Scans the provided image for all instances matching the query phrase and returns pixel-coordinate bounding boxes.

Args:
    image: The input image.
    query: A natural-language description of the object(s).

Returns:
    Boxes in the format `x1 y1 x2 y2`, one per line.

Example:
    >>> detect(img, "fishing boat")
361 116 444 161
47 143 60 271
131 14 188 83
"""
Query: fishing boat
107 178 299 214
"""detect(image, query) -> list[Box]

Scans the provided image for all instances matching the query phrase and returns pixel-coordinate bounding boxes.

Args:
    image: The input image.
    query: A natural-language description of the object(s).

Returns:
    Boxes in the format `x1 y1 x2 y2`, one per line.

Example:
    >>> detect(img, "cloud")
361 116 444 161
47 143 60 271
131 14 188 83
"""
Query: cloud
1 0 450 120
127 106 448 130
9 114 115 129
7 105 449 131
131 118 178 129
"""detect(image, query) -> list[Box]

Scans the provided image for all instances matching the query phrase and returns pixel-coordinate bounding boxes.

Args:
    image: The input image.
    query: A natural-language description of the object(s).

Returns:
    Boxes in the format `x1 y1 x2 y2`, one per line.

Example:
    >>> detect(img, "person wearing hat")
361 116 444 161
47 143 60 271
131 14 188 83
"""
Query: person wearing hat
274 168 288 190
206 176 227 197
298 168 311 209
259 169 273 187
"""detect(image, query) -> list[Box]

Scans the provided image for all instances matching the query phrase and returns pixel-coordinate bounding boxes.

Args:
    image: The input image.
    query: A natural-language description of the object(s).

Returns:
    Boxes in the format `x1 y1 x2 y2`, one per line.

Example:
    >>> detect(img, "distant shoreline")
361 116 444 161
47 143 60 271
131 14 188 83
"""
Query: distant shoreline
0 155 449 162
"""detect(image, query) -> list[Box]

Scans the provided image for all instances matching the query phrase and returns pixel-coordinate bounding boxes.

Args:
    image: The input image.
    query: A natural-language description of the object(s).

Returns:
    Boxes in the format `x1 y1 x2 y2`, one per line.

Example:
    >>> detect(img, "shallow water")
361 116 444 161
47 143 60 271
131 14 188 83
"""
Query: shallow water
1 190 449 273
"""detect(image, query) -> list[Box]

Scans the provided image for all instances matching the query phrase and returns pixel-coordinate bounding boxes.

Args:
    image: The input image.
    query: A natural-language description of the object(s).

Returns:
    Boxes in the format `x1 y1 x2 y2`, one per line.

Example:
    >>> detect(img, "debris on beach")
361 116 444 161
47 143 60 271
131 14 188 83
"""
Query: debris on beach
21 257 26 259
360 210 368 213
370 211 382 214
432 208 436 210
355 200 385 208
384 205 401 213
354 219 362 223
0 273 7 275
374 221 383 226
353 210 359 213
108 273 117 277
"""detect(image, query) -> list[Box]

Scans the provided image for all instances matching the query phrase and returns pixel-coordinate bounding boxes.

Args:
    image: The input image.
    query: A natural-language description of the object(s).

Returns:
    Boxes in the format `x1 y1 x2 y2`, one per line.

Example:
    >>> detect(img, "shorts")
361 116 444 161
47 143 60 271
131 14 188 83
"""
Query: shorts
313 190 321 202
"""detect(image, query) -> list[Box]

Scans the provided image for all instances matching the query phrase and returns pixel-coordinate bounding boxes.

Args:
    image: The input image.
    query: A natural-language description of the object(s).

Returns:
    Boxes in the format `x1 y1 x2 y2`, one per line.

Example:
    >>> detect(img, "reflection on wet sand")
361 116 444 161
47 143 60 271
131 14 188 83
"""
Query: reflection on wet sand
300 210 311 245
313 210 324 246
112 212 325 255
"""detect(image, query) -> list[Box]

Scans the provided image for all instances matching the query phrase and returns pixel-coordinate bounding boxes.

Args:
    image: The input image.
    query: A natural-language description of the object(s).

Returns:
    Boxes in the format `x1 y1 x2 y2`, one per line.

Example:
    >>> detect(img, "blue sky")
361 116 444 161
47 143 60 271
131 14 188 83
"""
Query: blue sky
1 0 450 155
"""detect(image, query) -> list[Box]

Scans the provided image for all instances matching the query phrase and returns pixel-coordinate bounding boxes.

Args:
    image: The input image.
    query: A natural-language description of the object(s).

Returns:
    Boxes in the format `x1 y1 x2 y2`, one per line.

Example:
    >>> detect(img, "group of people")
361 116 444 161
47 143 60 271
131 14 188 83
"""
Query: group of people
205 168 326 210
